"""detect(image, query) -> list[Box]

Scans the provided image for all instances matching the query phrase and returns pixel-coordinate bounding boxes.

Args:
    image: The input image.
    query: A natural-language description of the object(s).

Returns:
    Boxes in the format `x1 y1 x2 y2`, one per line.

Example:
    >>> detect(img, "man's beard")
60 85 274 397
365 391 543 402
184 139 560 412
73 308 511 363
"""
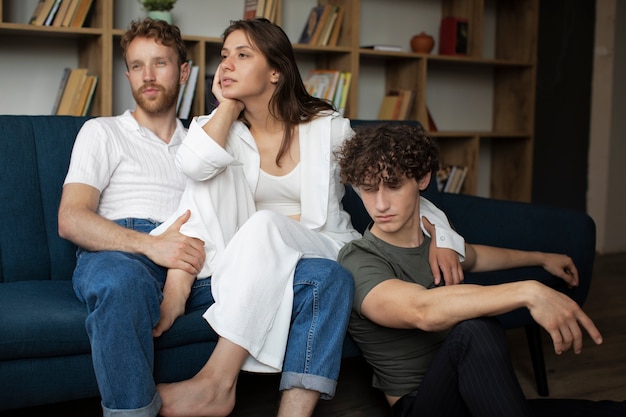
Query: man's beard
133 83 180 114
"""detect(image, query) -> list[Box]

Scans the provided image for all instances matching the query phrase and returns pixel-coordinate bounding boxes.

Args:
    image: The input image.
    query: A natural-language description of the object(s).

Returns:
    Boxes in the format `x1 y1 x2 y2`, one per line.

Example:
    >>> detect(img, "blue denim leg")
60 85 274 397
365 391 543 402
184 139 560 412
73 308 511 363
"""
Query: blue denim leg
72 219 166 417
279 258 354 400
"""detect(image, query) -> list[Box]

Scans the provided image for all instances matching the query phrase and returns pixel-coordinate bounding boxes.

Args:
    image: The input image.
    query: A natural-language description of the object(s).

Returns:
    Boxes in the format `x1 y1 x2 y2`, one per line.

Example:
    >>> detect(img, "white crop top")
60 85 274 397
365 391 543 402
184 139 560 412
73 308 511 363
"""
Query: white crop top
255 163 302 216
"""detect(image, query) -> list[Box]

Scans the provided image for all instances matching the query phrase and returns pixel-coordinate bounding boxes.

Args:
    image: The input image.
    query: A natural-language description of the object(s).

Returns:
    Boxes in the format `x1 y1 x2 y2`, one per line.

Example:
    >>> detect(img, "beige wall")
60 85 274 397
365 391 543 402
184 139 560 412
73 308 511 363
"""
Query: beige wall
588 0 626 254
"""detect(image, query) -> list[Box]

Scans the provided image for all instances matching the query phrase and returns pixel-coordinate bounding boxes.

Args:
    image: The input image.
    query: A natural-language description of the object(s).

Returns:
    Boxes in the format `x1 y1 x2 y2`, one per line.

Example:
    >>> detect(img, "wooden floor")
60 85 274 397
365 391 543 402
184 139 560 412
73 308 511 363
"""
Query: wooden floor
2 252 625 416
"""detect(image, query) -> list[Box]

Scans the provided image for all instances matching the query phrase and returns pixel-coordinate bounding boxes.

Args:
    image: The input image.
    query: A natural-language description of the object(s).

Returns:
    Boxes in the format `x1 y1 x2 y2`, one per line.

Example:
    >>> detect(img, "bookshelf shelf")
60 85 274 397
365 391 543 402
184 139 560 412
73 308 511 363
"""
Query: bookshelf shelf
0 0 537 202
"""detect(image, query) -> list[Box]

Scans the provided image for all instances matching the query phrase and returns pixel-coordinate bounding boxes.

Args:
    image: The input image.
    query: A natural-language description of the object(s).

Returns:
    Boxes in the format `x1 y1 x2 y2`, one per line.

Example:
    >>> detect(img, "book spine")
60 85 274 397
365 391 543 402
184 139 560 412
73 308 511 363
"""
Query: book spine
51 67 71 115
44 0 63 26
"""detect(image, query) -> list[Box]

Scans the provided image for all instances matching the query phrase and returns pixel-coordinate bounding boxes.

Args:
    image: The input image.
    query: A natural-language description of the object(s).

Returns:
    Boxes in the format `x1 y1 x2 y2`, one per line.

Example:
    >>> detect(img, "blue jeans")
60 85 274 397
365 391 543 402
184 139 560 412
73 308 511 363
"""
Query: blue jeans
72 218 353 417
281 257 354 400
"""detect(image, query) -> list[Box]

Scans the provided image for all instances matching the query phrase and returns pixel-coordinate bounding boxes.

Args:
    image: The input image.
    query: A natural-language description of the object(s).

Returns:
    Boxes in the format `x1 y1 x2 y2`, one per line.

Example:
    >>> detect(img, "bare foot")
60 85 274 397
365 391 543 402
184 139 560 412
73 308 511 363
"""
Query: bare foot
153 294 185 337
157 374 236 417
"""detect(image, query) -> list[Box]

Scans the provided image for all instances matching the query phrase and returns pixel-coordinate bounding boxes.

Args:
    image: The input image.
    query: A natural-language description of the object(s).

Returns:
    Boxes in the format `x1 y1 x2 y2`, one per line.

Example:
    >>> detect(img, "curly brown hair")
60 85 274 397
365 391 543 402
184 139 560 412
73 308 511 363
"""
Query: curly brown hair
120 17 187 68
336 123 439 188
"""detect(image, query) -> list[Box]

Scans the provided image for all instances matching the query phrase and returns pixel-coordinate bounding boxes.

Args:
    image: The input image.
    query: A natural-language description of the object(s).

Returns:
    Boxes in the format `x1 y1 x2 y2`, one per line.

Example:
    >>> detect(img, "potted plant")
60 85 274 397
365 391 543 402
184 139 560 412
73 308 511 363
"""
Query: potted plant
138 0 177 24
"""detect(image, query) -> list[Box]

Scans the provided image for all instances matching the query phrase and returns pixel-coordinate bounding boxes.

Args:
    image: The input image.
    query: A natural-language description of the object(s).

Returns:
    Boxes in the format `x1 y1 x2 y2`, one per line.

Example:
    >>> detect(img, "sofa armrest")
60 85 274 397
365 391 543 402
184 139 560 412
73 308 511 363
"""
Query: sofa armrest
437 193 596 309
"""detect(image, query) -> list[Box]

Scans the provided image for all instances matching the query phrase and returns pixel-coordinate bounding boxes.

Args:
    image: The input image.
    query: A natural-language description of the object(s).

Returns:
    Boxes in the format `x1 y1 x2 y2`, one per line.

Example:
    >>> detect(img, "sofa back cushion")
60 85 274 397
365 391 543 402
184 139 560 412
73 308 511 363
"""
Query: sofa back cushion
0 116 91 283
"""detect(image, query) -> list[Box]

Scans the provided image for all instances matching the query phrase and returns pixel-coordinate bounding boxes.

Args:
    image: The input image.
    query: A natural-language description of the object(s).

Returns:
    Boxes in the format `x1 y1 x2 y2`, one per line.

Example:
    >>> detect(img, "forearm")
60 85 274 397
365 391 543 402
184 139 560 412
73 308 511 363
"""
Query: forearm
58 206 150 254
407 281 536 331
469 245 545 272
201 101 242 149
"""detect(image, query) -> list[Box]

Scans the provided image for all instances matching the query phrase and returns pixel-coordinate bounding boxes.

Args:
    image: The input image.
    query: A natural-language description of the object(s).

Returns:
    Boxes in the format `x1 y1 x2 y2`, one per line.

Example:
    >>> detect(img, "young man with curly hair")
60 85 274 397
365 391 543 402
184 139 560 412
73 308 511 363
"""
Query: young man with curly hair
336 123 611 417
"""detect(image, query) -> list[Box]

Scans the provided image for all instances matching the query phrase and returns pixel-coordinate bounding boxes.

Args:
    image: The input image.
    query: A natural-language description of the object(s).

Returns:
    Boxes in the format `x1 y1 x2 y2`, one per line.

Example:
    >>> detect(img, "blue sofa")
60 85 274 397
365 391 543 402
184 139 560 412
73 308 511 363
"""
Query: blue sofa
0 115 596 411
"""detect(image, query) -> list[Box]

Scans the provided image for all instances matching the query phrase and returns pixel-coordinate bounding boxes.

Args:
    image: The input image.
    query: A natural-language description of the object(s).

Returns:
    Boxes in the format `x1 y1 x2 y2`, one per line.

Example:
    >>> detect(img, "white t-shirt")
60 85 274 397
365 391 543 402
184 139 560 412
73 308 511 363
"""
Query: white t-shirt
63 110 187 222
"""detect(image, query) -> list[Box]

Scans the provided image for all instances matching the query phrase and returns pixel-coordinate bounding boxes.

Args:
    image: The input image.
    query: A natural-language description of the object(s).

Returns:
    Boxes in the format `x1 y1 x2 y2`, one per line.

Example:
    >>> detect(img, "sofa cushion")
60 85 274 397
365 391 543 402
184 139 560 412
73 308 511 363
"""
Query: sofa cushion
0 281 90 359
0 280 218 360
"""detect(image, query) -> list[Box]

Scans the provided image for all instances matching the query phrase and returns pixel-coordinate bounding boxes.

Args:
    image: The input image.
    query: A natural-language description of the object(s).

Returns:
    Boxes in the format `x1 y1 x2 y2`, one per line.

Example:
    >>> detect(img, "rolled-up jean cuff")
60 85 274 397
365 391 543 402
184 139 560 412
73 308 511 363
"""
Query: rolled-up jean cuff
102 392 161 417
279 372 337 400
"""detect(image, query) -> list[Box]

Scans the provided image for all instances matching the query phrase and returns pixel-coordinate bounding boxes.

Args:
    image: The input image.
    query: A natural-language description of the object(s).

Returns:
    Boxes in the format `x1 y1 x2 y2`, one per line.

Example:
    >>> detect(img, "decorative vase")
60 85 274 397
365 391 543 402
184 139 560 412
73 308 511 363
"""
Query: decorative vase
148 10 173 24
410 32 435 54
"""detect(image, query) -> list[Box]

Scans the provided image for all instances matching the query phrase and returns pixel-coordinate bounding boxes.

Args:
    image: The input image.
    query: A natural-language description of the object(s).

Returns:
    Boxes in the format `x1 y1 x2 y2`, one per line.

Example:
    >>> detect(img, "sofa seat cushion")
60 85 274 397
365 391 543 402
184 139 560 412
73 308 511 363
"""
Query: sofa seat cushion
0 281 218 360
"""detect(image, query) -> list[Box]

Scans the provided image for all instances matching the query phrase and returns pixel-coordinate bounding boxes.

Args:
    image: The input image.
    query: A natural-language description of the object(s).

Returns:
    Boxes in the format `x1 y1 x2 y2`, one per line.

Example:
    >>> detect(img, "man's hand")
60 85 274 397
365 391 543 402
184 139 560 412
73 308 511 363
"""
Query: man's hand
423 216 464 286
527 281 602 354
145 210 205 275
541 253 579 288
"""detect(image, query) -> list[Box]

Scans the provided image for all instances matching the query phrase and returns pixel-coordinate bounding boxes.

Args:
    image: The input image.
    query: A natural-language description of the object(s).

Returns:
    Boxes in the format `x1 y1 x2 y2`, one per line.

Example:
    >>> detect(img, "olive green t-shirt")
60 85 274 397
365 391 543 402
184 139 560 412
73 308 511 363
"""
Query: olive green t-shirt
337 227 449 397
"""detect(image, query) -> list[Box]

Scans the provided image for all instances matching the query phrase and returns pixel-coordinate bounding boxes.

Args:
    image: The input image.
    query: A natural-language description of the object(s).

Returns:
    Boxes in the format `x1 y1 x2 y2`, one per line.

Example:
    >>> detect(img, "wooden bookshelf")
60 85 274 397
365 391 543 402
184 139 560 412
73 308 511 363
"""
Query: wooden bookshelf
0 0 537 202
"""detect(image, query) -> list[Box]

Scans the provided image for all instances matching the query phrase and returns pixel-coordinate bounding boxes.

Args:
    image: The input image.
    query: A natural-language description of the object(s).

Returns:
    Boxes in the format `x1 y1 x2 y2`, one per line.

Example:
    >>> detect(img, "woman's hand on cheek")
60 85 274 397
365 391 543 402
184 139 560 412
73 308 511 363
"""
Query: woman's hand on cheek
212 65 226 103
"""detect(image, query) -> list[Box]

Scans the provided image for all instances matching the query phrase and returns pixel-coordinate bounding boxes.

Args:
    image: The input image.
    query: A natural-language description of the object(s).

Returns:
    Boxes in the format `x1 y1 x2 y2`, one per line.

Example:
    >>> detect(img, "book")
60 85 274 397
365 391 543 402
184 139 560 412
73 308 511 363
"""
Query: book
44 0 64 26
29 1 46 24
55 68 88 115
440 165 468 193
243 0 265 20
377 92 401 120
338 72 352 116
397 89 415 120
327 5 345 47
297 5 328 45
361 44 403 52
82 74 98 116
308 5 332 46
426 106 438 132
51 67 71 115
69 0 93 28
178 65 199 119
443 165 458 193
31 0 57 26
317 5 339 46
263 0 277 22
303 69 340 102
61 0 80 27
439 17 469 55
332 72 345 110
453 166 468 193
74 74 97 116
52 0 72 26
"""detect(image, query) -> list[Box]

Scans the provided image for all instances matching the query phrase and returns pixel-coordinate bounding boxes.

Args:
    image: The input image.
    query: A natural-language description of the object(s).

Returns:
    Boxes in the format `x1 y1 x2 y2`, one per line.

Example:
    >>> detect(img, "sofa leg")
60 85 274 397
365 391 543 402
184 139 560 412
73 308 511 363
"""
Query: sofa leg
525 323 549 396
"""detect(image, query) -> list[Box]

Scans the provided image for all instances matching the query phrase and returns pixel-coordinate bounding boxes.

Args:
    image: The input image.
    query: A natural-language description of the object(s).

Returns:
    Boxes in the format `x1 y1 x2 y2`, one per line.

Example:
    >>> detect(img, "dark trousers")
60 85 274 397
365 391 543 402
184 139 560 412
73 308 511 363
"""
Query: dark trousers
392 317 531 417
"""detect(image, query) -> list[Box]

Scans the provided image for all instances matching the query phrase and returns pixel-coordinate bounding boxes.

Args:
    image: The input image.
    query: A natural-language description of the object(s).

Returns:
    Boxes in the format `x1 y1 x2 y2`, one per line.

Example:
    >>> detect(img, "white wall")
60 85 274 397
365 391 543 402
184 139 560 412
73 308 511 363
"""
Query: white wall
588 0 626 254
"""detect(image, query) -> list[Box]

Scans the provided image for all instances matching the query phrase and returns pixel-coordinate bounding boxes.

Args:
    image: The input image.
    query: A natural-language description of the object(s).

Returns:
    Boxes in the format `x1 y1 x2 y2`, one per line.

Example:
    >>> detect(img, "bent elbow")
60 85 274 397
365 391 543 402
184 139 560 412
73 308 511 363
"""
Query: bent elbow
57 213 72 240
412 310 449 332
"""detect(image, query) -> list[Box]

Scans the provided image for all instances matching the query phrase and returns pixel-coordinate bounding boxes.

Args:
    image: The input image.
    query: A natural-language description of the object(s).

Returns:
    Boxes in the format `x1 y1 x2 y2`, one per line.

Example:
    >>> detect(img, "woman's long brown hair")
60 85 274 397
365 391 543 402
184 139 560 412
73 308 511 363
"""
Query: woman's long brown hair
222 18 335 166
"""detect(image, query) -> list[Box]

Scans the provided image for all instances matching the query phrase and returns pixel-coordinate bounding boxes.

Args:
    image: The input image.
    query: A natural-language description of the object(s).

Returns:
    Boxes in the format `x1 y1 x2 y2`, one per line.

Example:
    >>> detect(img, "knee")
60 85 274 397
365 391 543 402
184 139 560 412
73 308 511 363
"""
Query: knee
247 210 285 228
453 318 508 353
295 258 354 297
75 251 161 302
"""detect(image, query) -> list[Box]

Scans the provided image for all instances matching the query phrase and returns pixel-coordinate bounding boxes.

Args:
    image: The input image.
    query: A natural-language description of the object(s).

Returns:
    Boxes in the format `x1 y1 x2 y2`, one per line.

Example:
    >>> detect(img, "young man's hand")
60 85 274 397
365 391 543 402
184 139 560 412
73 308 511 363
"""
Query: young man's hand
541 253 579 288
527 281 602 354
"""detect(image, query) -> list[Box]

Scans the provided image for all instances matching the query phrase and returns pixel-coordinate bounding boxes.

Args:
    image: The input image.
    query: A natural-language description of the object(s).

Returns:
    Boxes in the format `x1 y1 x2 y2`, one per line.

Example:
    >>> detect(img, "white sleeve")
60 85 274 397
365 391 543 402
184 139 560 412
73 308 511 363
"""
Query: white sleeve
419 196 466 261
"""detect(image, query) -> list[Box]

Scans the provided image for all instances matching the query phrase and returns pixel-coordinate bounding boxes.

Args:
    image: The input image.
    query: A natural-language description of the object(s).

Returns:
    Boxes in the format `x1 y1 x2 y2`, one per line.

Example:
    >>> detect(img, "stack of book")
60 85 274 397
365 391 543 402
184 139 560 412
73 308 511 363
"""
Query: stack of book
303 69 352 116
377 89 415 120
297 5 345 47
177 62 200 119
29 0 94 28
52 67 98 116
243 0 282 24
437 165 468 194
